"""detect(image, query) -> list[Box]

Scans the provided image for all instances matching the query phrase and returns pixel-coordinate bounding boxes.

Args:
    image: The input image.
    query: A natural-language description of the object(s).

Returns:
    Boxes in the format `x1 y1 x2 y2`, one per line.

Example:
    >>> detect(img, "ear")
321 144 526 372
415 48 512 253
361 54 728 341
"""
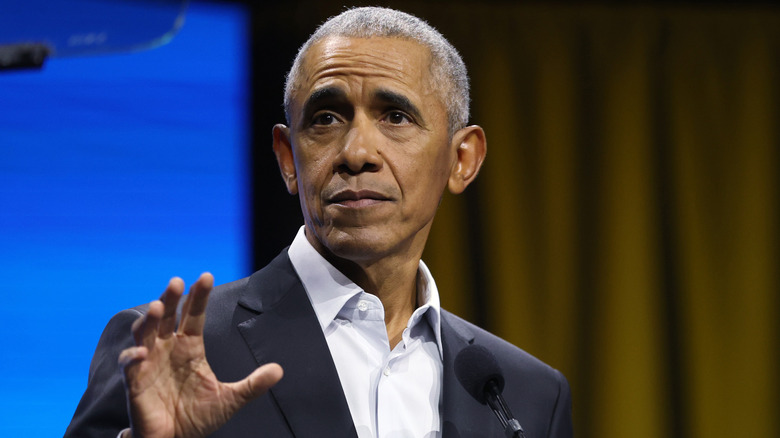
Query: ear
448 125 487 194
272 124 298 195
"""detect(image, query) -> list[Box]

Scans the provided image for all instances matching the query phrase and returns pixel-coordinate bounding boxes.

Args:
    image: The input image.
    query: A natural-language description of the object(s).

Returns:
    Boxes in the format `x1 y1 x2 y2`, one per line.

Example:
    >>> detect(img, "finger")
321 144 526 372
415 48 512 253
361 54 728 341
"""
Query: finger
158 277 184 338
118 345 149 370
131 313 145 346
175 281 195 334
119 346 151 399
178 272 213 336
132 300 163 350
228 363 284 406
179 281 193 323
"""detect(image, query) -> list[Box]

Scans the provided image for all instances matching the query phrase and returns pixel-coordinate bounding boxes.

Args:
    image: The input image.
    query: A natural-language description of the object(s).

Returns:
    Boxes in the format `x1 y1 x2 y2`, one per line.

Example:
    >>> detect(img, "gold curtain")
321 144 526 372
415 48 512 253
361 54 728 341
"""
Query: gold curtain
420 4 780 438
260 2 779 437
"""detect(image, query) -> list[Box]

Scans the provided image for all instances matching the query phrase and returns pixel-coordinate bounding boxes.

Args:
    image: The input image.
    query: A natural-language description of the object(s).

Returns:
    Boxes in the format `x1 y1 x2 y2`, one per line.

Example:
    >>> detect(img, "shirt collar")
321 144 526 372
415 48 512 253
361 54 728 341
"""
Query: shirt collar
287 226 443 357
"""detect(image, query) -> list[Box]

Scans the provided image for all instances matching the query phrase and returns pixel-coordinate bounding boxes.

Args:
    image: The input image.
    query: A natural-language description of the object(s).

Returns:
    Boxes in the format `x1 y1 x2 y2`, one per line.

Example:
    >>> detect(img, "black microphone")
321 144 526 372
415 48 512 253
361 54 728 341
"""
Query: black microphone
454 344 525 438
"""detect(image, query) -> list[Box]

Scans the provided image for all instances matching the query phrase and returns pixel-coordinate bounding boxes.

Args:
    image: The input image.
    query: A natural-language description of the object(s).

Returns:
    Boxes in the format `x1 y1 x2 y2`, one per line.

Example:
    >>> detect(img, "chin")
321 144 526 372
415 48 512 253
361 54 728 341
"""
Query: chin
320 227 393 263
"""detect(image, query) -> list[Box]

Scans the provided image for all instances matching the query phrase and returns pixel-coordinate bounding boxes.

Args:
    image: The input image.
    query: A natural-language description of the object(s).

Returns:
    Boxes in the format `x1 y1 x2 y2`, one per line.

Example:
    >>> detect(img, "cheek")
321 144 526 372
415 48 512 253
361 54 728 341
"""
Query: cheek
419 141 454 181
399 147 452 210
294 149 332 209
296 172 327 229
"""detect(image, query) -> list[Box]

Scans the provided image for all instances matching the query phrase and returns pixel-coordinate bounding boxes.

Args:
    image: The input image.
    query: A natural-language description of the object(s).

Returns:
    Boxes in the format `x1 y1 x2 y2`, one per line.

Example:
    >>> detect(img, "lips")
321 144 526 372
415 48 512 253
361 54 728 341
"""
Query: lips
327 189 392 208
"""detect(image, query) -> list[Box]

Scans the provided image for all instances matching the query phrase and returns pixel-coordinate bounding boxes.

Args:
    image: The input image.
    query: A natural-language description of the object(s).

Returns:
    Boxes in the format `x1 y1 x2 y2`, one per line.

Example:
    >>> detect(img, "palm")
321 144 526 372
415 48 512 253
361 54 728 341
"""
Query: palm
119 274 283 438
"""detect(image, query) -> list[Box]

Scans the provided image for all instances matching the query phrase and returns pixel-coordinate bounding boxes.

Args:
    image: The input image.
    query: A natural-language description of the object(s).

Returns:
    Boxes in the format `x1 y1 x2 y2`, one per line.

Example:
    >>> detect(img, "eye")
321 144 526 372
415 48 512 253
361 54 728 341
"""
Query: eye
384 111 412 125
312 112 339 126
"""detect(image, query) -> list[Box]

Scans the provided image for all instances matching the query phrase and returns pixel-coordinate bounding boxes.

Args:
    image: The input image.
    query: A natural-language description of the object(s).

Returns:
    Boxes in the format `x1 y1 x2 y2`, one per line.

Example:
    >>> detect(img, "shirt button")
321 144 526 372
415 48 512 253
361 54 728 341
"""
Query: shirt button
383 366 391 376
357 300 369 311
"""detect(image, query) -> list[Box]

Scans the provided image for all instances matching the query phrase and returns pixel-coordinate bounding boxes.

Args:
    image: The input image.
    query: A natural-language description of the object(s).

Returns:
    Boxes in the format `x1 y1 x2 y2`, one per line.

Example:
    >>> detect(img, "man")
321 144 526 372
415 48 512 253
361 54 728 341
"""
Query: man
65 7 572 438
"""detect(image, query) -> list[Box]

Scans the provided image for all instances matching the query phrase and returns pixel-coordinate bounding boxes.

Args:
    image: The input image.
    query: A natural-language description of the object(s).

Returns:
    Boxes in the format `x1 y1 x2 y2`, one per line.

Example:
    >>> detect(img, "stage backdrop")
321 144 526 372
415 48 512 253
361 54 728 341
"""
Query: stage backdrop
251 3 779 438
417 4 780 438
0 2 249 436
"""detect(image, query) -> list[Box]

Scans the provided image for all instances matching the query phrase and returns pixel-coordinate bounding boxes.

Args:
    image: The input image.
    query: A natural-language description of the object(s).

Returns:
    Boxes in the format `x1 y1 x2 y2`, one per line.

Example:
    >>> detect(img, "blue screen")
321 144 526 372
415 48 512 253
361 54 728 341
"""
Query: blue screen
0 2 249 435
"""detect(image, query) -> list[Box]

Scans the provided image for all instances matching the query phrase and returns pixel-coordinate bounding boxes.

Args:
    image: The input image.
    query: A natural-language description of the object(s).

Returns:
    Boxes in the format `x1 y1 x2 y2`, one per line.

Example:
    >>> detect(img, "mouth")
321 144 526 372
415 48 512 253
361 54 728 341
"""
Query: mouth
327 189 392 208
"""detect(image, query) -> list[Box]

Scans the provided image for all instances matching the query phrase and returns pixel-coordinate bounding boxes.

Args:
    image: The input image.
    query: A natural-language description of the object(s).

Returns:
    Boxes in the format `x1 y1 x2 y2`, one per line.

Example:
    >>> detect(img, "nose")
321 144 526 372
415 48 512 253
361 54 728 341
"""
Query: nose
333 115 383 175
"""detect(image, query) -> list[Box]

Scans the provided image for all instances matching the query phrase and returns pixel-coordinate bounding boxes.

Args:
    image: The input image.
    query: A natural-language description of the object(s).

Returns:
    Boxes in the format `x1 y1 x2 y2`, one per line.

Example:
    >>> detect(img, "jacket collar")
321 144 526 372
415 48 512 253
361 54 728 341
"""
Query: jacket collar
440 311 504 437
234 250 498 437
236 250 358 438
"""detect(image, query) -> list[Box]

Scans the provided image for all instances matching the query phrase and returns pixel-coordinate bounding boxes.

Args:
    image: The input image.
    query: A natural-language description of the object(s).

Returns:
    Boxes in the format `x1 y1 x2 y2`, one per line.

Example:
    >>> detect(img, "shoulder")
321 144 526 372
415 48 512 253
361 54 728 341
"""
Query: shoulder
202 275 251 313
441 310 558 372
122 249 295 321
441 310 573 437
441 309 570 404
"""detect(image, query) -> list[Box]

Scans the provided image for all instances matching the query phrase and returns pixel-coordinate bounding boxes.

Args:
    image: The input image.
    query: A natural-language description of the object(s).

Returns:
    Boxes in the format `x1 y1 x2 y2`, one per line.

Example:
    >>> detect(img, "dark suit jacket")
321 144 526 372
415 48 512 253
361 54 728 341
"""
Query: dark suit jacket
65 250 572 437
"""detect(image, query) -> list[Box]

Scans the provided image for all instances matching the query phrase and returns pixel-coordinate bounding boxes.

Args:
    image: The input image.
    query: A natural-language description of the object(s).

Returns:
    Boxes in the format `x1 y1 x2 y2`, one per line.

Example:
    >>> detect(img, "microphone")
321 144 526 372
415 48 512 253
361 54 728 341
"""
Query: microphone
454 344 526 438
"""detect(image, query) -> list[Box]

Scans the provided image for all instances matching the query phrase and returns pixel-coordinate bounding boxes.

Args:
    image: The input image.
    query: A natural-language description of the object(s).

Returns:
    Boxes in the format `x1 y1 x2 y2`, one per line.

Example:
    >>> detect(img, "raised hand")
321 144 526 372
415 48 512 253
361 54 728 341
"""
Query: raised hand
118 273 283 438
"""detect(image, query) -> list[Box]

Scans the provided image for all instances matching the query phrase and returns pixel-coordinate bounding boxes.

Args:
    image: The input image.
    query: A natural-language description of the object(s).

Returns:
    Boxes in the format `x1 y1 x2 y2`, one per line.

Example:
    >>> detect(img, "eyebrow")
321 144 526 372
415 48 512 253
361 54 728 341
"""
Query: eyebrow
301 87 348 122
372 89 425 125
299 86 426 126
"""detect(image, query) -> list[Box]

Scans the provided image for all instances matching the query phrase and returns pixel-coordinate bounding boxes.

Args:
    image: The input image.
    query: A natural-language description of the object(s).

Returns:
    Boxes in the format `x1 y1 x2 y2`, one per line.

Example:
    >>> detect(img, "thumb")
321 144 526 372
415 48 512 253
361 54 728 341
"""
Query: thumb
228 363 284 406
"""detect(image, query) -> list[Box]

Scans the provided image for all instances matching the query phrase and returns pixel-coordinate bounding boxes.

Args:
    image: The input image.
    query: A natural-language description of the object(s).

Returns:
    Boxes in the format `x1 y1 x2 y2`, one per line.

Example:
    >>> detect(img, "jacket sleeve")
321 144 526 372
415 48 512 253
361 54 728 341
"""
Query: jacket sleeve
64 308 143 438
547 369 574 438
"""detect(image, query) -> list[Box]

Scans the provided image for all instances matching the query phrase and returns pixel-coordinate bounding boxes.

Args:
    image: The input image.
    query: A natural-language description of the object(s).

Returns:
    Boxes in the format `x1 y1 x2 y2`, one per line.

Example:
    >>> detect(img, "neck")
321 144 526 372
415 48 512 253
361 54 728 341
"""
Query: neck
307 228 430 348
330 251 419 348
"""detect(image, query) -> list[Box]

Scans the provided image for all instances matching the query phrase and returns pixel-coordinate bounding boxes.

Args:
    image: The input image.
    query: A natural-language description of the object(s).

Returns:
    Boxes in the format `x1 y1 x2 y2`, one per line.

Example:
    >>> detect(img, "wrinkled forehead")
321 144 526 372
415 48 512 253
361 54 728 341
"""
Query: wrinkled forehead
290 36 436 108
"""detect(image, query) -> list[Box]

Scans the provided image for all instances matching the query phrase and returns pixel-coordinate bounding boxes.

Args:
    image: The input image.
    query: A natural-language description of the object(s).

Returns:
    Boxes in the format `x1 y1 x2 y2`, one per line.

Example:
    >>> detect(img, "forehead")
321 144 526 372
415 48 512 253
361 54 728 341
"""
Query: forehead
293 36 435 104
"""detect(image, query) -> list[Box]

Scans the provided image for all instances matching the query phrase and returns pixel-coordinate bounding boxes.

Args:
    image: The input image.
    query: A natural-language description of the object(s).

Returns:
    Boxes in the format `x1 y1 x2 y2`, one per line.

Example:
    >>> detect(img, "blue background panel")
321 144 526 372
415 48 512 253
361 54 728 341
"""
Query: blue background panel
0 2 250 435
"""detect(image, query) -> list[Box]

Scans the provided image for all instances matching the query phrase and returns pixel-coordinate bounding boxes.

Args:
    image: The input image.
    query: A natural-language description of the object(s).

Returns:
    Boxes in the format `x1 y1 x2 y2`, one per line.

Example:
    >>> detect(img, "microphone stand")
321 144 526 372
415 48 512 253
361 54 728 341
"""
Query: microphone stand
485 380 525 438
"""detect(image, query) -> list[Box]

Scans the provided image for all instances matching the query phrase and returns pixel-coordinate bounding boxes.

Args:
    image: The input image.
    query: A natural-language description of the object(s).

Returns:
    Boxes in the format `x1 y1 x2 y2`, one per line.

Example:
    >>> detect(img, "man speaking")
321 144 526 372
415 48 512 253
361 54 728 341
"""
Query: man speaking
65 7 572 438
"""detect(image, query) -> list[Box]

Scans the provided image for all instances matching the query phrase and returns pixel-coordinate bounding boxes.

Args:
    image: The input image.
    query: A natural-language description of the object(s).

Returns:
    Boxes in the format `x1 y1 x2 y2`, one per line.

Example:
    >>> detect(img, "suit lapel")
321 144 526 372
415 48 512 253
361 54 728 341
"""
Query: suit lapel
231 253 501 437
440 311 503 437
235 252 358 438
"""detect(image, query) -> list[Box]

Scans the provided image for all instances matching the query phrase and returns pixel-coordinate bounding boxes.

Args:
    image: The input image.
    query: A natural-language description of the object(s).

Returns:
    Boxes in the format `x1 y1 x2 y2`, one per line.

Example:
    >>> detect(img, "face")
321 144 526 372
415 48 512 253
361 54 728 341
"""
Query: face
274 36 483 265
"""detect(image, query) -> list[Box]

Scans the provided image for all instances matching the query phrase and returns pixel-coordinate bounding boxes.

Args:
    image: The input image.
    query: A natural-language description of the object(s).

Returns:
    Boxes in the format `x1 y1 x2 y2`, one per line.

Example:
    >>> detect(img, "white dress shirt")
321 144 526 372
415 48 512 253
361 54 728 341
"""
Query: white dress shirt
288 227 444 438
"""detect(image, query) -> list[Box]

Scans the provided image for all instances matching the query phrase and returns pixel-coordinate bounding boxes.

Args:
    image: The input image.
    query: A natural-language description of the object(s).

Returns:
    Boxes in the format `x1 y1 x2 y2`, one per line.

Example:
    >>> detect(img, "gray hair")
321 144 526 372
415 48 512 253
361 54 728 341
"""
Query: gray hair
283 7 470 136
